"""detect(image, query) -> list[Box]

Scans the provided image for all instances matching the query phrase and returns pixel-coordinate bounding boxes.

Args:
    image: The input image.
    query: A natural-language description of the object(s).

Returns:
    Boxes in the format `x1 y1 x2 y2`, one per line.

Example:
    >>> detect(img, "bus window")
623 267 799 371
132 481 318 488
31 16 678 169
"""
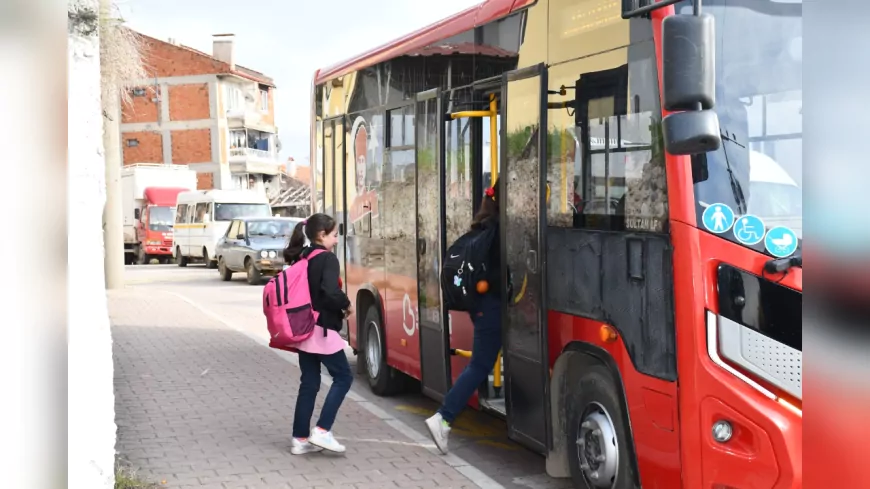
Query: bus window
481 111 501 191
175 204 188 224
546 43 666 233
193 203 208 224
444 114 473 244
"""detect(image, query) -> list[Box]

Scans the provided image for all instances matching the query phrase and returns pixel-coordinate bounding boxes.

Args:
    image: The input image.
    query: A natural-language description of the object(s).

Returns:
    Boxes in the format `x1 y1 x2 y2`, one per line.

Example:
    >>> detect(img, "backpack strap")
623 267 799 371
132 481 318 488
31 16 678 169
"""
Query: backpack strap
305 248 327 260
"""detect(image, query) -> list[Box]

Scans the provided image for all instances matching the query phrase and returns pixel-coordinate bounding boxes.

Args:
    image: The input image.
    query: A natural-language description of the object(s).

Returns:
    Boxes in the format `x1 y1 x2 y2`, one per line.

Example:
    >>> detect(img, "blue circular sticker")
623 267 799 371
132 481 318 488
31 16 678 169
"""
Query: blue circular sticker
764 226 799 258
702 203 735 234
733 215 766 246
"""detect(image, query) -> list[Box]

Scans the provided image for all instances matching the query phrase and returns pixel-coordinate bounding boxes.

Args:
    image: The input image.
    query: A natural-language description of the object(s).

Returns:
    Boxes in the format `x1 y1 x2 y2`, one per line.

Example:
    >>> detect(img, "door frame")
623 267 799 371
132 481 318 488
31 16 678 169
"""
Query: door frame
322 116 348 335
498 62 552 454
413 88 452 401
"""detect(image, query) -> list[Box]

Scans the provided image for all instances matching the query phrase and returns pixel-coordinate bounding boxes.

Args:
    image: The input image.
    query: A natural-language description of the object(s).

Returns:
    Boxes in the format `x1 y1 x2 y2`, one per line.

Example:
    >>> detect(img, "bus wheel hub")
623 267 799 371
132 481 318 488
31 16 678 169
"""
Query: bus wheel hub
576 403 618 488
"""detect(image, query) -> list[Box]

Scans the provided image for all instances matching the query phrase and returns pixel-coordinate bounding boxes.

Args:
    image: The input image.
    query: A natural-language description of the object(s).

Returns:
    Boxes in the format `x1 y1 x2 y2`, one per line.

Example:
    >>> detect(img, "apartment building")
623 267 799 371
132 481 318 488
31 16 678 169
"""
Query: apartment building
121 32 282 195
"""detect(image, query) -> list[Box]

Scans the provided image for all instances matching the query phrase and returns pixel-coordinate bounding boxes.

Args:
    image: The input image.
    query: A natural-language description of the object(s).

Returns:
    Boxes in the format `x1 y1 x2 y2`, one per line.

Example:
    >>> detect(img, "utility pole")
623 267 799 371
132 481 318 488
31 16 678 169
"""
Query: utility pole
101 0 124 289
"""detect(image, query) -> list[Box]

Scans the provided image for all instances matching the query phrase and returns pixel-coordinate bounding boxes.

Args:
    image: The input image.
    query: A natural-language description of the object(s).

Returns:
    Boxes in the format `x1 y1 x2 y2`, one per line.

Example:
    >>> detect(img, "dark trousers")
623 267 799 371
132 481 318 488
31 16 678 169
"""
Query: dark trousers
292 350 353 438
438 294 502 423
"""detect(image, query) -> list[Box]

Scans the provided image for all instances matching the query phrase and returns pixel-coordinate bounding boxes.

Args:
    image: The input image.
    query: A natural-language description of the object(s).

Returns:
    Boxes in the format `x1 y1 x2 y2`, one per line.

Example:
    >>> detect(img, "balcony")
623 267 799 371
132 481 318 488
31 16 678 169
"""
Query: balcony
228 147 282 175
226 108 274 133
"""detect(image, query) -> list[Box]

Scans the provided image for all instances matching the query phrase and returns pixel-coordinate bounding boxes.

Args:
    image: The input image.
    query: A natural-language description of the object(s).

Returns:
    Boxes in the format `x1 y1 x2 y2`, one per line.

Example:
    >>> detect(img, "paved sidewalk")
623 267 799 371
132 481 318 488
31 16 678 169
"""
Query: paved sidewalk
109 288 488 489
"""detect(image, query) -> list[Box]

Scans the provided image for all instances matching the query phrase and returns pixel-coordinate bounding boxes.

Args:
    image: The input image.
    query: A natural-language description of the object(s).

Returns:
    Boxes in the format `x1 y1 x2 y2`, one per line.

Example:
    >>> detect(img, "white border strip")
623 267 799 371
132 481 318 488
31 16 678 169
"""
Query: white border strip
706 310 776 400
166 291 505 489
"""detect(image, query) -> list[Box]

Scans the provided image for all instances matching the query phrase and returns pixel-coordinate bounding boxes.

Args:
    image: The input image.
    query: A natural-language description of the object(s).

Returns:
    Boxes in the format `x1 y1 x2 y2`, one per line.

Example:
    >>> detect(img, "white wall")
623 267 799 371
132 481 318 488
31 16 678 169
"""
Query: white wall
68 0 117 487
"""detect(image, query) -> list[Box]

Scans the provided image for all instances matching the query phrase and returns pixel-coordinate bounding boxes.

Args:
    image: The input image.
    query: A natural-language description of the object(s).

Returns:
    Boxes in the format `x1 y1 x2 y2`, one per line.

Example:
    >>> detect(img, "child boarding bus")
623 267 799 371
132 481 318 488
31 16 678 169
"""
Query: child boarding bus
309 0 802 487
173 189 271 268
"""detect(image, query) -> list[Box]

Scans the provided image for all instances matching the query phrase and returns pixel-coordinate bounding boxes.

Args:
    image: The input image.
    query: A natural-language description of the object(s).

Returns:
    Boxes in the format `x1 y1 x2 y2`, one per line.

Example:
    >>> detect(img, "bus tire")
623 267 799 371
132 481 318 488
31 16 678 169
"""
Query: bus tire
567 365 637 489
363 305 403 396
176 247 188 267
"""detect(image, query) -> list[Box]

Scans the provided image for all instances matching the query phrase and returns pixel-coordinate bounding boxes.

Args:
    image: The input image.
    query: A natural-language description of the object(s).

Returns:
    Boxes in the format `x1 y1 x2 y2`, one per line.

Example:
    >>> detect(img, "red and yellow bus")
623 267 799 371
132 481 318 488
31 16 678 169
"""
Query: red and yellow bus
310 0 802 487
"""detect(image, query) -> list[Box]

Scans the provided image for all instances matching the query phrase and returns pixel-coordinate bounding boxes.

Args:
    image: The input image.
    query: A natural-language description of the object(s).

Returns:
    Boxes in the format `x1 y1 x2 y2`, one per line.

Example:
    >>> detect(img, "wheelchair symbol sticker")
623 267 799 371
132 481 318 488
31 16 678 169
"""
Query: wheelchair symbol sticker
733 215 765 246
764 226 799 258
702 203 735 234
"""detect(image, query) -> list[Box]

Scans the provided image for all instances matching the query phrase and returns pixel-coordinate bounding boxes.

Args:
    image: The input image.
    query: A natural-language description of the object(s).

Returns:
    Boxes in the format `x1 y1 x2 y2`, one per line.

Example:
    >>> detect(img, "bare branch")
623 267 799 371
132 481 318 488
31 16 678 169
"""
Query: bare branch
99 0 146 107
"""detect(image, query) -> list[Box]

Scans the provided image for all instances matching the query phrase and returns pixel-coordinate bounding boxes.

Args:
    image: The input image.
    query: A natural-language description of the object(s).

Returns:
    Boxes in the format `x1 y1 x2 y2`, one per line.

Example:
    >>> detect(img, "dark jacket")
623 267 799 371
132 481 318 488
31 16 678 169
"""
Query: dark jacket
474 216 502 299
294 245 350 332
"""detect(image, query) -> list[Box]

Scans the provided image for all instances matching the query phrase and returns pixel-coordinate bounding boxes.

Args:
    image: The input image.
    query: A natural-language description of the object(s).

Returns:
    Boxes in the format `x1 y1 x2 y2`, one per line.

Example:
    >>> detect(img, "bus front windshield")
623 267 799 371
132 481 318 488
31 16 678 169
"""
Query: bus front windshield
682 0 802 255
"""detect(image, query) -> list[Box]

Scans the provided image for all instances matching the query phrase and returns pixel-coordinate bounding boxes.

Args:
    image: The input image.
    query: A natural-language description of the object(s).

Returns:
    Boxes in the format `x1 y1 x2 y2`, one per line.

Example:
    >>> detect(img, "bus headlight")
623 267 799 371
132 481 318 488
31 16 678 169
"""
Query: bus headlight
260 250 268 258
268 250 277 258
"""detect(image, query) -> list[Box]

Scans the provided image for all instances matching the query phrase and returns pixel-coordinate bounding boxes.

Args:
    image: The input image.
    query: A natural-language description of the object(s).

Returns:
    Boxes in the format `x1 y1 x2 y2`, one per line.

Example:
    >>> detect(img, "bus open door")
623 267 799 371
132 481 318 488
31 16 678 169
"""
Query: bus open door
498 64 552 453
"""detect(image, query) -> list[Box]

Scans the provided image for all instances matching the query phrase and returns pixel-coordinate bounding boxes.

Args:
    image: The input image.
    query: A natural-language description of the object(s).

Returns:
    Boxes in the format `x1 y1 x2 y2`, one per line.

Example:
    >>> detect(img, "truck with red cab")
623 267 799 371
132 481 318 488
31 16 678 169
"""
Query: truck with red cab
121 164 197 265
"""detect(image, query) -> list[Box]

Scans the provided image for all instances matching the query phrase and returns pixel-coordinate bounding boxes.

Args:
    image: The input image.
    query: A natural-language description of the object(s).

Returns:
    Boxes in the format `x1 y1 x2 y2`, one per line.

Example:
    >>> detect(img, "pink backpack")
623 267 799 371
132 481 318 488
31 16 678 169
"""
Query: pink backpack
263 249 325 351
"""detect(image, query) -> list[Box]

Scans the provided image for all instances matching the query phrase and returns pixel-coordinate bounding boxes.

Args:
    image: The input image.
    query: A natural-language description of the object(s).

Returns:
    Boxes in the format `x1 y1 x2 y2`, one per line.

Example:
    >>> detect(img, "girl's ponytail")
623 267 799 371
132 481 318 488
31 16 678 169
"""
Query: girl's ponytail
284 221 306 264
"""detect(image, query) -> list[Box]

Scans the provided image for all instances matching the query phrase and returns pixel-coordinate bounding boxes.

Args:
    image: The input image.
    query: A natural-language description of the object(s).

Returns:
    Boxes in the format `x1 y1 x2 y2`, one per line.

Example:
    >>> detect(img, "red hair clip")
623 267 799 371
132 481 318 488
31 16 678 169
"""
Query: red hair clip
485 187 495 199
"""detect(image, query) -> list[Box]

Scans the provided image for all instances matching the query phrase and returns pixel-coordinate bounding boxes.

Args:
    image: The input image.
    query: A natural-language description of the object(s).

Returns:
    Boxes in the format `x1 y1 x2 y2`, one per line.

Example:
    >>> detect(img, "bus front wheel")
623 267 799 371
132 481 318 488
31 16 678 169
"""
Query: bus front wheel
363 305 403 396
176 247 188 268
568 365 637 489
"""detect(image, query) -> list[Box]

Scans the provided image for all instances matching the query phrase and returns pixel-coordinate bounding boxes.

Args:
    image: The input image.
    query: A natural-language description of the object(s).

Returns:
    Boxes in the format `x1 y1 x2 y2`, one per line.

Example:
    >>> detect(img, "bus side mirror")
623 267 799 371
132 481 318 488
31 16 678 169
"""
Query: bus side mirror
661 13 722 155
134 208 141 221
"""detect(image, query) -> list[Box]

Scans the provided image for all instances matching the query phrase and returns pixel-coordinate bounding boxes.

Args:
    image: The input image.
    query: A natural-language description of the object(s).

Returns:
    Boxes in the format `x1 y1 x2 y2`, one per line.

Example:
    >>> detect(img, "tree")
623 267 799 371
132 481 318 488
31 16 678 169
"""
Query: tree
99 0 145 288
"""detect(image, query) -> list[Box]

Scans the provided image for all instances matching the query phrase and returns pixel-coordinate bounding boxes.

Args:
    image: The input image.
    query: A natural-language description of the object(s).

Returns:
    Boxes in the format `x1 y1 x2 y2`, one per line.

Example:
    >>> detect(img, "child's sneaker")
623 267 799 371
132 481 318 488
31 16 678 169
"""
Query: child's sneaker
290 437 323 455
309 427 346 453
425 412 451 454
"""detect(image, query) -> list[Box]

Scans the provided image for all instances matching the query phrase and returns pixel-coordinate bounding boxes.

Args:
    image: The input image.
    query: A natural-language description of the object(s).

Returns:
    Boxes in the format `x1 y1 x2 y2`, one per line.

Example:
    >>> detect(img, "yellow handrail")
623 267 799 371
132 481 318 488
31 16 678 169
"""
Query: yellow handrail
450 348 503 390
489 93 498 183
450 111 493 119
449 94 499 185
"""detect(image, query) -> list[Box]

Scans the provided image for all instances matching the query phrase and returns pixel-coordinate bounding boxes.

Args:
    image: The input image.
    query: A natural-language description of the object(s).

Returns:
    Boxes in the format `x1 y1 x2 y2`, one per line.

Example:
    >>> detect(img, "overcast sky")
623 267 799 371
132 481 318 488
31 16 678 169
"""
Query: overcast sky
118 0 480 166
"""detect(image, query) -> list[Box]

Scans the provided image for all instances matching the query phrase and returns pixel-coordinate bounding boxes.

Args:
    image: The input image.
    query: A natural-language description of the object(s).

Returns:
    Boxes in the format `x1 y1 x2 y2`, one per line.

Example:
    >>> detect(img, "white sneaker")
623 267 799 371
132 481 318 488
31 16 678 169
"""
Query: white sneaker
309 427 346 453
290 438 323 455
425 413 451 454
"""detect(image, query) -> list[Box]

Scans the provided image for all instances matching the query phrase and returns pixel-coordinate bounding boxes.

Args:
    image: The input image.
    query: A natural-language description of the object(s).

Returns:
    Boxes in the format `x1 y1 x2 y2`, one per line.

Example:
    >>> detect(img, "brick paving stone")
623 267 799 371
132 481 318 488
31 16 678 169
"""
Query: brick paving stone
110 288 486 488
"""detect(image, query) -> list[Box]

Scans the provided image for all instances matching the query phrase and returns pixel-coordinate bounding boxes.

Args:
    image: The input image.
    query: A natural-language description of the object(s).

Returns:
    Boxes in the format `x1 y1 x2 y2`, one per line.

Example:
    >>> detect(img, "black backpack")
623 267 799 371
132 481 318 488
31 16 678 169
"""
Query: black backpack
440 222 498 312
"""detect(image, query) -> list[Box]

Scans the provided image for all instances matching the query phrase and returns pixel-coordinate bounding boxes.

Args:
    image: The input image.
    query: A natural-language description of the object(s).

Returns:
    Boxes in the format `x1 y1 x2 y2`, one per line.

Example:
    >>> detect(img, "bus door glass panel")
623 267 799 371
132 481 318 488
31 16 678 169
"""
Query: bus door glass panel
323 119 336 217
332 118 347 302
443 87 475 386
384 102 417 370
174 204 188 253
415 90 450 400
315 120 324 213
193 202 208 257
500 65 550 453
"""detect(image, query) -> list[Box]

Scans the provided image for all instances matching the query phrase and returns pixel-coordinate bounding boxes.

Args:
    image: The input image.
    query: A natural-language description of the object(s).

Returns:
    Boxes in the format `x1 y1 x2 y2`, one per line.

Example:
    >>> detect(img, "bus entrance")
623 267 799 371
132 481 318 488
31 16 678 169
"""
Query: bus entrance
438 67 552 453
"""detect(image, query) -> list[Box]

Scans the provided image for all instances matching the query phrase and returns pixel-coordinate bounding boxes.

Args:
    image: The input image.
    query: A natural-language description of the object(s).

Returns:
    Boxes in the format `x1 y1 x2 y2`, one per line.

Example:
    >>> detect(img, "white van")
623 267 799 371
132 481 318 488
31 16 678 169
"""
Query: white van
748 150 802 238
173 189 271 268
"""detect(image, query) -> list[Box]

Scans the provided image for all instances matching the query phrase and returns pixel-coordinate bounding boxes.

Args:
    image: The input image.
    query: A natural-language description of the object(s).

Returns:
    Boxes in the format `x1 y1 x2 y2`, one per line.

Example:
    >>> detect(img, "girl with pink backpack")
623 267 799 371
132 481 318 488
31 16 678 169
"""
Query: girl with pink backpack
278 213 353 455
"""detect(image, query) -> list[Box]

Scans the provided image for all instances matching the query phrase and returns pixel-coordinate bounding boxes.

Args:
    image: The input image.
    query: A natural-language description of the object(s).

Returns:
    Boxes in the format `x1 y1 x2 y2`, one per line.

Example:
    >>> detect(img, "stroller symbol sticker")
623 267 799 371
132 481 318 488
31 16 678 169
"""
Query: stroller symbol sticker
702 203 735 234
764 226 798 258
734 215 765 246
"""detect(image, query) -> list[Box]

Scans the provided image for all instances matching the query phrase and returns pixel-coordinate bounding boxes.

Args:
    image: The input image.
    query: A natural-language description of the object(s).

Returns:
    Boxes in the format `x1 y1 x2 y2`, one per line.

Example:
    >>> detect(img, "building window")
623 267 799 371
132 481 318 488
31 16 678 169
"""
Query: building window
260 88 269 112
224 84 241 111
126 139 139 147
229 130 246 148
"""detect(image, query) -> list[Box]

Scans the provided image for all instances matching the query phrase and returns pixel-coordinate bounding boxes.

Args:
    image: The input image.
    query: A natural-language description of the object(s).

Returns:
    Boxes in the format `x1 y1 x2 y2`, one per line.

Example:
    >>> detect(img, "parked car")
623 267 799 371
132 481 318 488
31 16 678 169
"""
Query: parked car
216 217 303 285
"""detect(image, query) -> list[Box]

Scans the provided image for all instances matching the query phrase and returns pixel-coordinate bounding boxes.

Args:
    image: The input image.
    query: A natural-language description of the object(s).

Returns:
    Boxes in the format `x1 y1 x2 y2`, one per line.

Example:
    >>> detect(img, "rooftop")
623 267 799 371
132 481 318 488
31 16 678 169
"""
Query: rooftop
136 30 276 87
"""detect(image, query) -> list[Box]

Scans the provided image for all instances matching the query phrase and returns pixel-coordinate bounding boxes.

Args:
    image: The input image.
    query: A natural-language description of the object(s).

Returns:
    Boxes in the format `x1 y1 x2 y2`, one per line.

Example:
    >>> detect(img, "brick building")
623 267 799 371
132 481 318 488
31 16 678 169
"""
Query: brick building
120 32 281 194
